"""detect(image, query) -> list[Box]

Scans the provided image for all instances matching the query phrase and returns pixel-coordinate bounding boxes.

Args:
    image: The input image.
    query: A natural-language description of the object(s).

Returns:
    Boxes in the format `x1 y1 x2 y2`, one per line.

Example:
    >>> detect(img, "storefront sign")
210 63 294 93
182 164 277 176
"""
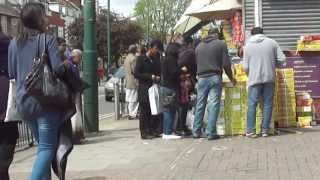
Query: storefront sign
285 56 320 98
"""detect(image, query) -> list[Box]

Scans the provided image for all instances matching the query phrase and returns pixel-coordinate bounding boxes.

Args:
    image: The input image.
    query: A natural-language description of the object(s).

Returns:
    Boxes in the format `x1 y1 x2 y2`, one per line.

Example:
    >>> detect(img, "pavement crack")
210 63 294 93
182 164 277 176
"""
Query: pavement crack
196 153 207 169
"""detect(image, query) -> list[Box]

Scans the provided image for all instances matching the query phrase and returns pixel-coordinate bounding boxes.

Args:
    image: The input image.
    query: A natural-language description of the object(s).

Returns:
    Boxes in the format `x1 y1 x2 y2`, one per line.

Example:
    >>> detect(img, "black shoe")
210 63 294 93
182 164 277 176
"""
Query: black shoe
176 130 192 136
141 135 153 140
152 132 161 138
128 116 136 120
208 135 220 141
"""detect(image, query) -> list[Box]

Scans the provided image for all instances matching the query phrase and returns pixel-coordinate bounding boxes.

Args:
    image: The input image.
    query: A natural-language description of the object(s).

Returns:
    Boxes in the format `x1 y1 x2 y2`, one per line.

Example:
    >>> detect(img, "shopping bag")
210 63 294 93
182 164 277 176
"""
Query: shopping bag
4 80 22 122
186 108 195 130
148 84 162 115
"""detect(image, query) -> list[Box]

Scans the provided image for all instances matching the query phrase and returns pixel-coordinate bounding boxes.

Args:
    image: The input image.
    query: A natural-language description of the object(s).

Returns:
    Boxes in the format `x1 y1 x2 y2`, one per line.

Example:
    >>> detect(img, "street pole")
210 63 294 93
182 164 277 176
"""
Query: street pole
107 0 111 74
83 0 99 133
146 0 150 43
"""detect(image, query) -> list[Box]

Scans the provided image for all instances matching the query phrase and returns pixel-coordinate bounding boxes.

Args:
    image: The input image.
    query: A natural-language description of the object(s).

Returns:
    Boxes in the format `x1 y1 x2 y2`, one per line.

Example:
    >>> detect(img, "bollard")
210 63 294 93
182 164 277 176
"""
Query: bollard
114 81 120 120
120 78 126 115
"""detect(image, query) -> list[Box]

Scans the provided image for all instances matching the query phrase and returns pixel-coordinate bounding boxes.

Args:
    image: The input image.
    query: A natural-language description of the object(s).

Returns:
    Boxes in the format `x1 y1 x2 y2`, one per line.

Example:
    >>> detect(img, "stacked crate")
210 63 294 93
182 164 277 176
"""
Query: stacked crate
296 92 313 128
274 69 297 128
224 83 247 135
216 90 226 136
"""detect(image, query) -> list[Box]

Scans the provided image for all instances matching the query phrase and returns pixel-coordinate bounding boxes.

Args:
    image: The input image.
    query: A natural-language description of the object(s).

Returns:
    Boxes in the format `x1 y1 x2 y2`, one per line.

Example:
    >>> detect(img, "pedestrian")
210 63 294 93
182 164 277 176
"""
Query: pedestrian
53 48 84 180
243 27 286 138
7 3 76 179
97 57 105 86
134 39 162 139
136 45 146 57
161 43 182 140
0 25 19 180
193 23 236 140
124 45 139 120
57 37 68 61
175 36 197 136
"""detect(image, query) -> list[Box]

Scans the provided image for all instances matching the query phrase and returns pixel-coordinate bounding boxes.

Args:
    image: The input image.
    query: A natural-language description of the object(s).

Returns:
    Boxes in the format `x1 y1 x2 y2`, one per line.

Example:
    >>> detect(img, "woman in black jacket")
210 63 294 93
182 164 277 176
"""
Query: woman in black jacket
161 43 182 140
134 40 162 139
0 25 19 180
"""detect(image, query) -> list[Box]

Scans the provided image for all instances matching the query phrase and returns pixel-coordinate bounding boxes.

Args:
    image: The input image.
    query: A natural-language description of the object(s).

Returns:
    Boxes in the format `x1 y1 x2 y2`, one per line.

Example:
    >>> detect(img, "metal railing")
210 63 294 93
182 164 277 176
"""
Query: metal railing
114 78 127 120
16 121 35 151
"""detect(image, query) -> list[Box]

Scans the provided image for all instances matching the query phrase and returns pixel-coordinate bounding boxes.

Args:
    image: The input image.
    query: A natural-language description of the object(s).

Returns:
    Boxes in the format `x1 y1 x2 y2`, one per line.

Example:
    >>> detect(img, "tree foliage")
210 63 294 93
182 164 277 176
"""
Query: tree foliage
67 9 144 66
134 0 191 42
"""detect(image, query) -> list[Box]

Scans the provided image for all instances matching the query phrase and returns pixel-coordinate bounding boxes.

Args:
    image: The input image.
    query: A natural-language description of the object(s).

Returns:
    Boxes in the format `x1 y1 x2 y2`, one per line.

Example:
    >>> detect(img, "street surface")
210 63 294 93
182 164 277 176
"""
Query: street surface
98 84 114 116
10 116 320 180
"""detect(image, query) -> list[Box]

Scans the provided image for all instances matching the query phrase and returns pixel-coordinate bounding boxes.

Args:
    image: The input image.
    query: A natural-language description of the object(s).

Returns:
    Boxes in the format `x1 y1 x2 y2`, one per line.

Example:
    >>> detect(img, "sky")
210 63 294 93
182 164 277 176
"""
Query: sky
99 0 138 17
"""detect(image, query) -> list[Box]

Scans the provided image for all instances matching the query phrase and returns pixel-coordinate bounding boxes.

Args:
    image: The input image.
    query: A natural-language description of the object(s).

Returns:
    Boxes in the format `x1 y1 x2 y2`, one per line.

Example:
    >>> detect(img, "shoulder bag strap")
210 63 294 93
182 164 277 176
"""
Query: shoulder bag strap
36 34 41 58
41 33 53 70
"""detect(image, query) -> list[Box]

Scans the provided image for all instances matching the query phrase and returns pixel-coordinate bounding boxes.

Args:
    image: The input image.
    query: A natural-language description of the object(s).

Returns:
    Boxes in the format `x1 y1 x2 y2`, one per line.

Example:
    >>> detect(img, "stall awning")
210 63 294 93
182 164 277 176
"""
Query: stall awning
187 0 242 20
173 0 212 35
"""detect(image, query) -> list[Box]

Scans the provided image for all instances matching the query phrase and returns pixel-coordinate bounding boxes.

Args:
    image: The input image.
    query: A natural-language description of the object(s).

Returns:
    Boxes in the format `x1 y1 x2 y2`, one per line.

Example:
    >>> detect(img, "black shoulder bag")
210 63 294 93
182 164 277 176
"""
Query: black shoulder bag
25 34 71 109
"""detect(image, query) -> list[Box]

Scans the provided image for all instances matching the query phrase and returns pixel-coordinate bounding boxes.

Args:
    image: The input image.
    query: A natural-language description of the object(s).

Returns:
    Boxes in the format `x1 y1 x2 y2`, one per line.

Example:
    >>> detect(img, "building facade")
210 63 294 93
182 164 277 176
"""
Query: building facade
243 0 320 51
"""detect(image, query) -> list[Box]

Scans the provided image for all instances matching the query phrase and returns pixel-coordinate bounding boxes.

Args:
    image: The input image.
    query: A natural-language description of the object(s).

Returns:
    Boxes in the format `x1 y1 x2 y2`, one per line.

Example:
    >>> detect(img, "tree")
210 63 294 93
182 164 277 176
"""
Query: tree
67 9 144 67
134 0 191 42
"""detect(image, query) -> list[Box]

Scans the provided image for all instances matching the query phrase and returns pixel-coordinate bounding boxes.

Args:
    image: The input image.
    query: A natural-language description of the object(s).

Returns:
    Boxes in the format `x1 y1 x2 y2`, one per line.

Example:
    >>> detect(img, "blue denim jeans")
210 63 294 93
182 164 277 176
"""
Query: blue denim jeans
193 75 222 137
161 87 176 135
247 83 275 134
26 109 62 180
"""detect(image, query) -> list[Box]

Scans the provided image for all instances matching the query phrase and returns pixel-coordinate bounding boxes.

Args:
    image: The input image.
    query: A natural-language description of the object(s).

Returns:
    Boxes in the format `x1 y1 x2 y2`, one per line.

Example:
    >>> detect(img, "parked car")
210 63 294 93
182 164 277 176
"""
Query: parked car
104 67 126 101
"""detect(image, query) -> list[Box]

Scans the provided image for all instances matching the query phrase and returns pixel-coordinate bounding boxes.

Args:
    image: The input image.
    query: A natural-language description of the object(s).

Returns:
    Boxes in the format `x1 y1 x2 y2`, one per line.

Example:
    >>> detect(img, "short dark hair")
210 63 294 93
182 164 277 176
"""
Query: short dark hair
251 27 264 35
57 37 66 46
165 43 181 58
138 45 147 55
184 36 193 45
149 39 163 51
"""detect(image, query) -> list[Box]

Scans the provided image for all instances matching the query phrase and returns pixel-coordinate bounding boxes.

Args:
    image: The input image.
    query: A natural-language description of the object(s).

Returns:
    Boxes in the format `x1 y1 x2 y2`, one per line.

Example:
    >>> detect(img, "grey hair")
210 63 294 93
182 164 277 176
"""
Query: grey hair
72 49 82 57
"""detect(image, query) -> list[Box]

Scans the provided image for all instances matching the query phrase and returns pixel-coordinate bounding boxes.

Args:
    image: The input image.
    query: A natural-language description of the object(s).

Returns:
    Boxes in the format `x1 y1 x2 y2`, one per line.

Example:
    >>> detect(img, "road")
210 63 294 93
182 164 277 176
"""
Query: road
98 85 114 116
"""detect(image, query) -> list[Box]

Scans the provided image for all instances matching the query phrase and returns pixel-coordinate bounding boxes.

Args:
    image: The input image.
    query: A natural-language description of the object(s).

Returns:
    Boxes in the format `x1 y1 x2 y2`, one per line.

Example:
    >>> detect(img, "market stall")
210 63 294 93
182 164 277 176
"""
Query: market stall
175 0 320 135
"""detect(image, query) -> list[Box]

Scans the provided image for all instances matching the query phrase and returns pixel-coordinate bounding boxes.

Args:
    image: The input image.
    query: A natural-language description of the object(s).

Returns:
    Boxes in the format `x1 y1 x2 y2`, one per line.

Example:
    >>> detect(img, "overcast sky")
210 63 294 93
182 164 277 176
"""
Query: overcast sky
99 0 138 17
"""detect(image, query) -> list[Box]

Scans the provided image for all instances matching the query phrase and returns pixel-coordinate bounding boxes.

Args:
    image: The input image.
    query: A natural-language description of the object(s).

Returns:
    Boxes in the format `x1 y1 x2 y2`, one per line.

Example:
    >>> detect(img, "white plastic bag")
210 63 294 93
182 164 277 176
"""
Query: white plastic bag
71 93 84 138
186 108 195 130
5 80 22 122
148 84 162 115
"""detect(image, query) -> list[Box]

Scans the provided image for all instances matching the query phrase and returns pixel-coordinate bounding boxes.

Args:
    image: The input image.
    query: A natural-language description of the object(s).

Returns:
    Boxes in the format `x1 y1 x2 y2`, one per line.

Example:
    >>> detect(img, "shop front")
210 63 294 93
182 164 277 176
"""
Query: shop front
175 0 320 135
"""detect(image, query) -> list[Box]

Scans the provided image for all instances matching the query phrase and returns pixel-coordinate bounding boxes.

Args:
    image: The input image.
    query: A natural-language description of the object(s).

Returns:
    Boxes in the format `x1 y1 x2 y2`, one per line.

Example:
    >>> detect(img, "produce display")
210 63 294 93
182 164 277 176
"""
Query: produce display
297 35 320 51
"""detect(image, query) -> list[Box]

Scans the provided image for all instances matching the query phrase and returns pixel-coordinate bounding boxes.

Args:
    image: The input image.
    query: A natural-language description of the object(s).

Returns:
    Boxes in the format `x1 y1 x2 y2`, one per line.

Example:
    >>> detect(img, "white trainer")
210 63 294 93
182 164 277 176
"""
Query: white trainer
162 134 182 140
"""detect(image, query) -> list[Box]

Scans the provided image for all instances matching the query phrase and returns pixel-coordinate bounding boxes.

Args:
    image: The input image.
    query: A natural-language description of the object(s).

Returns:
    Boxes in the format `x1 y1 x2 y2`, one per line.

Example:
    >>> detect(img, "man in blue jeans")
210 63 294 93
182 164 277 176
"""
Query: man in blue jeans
243 27 286 138
193 24 236 140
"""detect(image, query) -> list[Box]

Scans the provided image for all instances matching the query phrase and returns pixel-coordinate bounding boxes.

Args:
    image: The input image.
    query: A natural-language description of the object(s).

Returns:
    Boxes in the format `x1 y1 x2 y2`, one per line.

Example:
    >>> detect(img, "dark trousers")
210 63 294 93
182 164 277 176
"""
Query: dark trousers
0 122 18 180
139 103 162 137
176 104 189 131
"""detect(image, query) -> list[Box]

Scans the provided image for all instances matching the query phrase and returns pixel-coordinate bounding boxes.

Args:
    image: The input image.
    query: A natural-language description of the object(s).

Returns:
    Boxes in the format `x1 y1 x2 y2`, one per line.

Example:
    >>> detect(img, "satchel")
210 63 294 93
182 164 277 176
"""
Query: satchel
25 34 71 109
161 90 176 107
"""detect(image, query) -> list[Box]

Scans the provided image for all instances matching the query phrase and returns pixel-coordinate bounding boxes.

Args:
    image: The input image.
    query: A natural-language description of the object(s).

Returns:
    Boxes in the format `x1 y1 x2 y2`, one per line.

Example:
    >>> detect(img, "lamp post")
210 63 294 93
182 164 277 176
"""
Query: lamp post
107 0 111 74
83 0 99 133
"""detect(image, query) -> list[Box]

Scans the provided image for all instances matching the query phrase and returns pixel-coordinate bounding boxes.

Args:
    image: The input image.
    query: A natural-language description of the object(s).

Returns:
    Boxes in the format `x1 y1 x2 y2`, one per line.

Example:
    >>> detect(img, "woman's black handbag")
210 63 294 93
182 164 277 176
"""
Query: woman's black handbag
25 34 71 109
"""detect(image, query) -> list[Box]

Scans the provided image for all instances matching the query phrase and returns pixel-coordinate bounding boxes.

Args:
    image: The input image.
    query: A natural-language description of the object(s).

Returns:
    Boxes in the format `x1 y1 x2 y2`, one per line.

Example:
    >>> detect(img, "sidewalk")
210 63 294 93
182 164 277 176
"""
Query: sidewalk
10 117 320 180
